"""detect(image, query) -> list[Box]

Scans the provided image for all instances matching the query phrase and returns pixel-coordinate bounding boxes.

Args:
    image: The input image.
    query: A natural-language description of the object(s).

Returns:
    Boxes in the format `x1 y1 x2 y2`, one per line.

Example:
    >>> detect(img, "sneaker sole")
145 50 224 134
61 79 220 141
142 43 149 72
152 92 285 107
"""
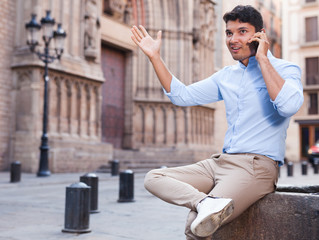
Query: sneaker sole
192 200 234 237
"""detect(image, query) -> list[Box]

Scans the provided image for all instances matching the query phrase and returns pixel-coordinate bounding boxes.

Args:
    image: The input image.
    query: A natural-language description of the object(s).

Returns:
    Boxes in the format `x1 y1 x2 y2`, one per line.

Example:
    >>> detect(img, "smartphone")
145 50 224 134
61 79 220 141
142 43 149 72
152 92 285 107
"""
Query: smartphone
249 30 263 56
249 41 259 56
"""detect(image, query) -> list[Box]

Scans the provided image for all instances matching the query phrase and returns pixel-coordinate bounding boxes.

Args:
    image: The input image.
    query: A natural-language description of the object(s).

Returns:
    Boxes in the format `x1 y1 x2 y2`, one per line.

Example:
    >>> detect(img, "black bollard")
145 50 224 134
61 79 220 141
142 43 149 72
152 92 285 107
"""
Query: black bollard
80 173 99 213
287 162 293 177
111 159 120 176
10 161 21 183
62 182 91 233
314 159 319 174
301 161 308 175
118 170 134 202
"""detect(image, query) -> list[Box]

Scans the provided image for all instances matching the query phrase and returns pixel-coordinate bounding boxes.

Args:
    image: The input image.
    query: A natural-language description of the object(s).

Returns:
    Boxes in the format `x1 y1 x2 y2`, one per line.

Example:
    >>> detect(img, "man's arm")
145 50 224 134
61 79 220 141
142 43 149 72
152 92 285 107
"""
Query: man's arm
258 56 285 101
131 25 222 106
131 25 172 92
249 31 284 101
249 31 303 117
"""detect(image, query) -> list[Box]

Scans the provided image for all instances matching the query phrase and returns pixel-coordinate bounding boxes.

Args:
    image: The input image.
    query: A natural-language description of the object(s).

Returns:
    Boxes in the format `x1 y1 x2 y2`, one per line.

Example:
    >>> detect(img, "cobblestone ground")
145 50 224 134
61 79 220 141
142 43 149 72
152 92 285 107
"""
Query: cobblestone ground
0 162 318 240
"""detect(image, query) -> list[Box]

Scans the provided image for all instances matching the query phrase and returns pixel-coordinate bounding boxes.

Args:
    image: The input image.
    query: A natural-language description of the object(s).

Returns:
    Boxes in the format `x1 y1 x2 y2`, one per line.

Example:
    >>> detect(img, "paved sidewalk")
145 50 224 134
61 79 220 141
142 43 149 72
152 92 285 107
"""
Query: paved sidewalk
0 172 188 240
0 162 318 240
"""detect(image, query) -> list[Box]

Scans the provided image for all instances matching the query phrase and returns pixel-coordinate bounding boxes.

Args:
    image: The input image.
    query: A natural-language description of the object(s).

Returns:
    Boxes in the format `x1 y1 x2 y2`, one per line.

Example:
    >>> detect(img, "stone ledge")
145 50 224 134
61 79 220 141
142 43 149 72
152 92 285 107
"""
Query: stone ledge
212 185 319 240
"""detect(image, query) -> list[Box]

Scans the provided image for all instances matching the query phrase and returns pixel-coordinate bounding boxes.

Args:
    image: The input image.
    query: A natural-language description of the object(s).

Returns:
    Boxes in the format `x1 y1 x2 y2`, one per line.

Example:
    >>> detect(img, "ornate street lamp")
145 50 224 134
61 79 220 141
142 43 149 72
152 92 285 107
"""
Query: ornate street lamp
25 10 67 177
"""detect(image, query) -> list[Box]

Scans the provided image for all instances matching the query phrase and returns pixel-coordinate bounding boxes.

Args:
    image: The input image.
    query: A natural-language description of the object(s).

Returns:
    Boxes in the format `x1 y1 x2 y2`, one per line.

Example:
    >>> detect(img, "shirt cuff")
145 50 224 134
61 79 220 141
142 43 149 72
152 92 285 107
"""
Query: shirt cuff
163 75 184 97
270 80 289 108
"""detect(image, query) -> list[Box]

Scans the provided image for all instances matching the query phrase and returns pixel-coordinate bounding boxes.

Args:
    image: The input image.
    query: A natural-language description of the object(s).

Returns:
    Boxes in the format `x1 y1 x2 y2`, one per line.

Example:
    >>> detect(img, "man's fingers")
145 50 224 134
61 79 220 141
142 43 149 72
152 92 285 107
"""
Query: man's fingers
248 37 260 43
132 26 143 41
253 31 268 41
131 35 140 46
139 25 150 37
156 30 162 41
249 37 269 46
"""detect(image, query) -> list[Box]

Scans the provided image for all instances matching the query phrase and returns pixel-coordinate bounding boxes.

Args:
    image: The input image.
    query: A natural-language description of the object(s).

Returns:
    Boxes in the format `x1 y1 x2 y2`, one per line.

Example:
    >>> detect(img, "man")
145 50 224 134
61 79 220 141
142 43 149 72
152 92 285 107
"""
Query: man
131 5 303 239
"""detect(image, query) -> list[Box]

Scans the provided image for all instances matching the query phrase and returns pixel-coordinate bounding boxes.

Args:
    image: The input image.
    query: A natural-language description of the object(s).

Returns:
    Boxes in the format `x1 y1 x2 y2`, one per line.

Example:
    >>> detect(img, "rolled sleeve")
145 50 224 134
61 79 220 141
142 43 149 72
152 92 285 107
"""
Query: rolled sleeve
163 75 184 97
271 78 304 117
163 73 222 106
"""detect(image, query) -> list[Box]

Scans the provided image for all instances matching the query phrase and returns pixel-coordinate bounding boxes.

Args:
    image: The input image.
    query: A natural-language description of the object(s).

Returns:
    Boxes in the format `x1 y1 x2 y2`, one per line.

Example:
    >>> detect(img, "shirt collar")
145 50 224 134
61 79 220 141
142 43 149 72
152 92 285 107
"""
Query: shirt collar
238 50 273 69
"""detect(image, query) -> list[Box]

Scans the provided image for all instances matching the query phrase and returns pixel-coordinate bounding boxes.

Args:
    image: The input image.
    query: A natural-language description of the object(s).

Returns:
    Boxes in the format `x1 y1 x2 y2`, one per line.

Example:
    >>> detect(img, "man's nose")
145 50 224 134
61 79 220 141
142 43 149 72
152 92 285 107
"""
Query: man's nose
229 34 239 43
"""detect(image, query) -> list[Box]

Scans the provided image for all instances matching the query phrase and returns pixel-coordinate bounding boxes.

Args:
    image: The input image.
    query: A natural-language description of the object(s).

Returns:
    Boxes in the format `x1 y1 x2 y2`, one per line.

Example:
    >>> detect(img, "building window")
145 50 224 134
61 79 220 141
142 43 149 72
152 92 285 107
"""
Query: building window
306 57 319 85
305 16 318 42
301 126 310 158
309 93 318 114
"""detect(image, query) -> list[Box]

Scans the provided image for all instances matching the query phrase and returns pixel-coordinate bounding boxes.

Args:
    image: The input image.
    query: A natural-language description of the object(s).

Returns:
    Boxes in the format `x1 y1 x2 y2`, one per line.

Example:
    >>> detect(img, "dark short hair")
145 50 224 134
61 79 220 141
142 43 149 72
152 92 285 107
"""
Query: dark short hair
223 5 263 32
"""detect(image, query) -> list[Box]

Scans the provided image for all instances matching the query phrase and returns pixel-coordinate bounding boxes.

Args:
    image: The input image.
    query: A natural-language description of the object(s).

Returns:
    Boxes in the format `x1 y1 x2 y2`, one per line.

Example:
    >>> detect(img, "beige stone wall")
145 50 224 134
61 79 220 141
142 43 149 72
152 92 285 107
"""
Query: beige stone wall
128 0 217 154
0 0 293 172
132 102 214 149
9 0 113 173
0 0 16 170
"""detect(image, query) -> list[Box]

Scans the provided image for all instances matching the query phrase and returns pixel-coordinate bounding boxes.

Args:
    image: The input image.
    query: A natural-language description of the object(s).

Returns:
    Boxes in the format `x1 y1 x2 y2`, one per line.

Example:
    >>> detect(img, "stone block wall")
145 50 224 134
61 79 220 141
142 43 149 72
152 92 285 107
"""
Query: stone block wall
213 186 319 240
0 0 16 170
133 102 214 149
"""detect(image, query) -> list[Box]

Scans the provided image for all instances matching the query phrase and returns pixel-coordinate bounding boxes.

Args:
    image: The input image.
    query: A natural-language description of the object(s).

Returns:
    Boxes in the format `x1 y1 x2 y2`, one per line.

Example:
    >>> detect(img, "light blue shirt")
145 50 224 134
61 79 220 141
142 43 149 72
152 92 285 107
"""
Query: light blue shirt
164 52 303 165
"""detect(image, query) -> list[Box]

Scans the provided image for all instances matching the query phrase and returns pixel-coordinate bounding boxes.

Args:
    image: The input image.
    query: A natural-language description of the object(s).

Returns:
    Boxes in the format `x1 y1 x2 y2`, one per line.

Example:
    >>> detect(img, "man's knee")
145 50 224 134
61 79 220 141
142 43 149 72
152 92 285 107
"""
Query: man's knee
144 168 162 191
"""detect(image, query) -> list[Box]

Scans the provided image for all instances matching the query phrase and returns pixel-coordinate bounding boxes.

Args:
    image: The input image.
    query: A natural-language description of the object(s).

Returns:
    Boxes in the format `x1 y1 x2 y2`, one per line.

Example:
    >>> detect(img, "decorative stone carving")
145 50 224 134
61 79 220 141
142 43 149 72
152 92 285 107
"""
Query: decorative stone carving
103 0 128 22
15 70 34 131
192 0 216 81
199 0 215 47
124 0 133 25
133 102 214 149
84 0 100 59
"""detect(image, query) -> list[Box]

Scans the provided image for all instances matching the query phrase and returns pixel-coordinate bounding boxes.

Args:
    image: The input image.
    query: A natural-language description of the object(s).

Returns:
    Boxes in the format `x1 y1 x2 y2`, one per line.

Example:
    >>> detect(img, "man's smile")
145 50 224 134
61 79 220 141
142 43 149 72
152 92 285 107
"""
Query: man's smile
230 45 241 53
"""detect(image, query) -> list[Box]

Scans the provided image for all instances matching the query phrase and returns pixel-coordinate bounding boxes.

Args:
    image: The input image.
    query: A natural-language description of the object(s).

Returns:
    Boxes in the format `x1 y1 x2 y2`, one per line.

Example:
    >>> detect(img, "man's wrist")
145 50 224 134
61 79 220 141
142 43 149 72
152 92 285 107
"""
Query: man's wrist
149 54 162 64
256 54 269 65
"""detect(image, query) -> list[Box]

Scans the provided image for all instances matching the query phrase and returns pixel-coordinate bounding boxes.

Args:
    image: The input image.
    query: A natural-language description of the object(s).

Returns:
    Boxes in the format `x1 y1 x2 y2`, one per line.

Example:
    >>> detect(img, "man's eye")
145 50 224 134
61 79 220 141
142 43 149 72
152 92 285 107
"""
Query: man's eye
240 30 247 34
226 32 232 36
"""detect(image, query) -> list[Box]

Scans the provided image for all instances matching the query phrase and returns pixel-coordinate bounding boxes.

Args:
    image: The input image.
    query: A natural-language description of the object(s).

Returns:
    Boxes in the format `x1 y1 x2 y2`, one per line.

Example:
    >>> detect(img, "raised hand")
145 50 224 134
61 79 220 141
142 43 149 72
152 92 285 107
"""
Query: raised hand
131 25 162 60
131 25 171 92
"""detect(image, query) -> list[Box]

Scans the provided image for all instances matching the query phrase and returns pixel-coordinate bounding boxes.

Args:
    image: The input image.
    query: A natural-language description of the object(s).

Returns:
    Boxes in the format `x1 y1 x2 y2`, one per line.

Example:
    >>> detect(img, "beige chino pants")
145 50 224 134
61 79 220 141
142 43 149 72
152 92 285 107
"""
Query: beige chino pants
144 153 279 240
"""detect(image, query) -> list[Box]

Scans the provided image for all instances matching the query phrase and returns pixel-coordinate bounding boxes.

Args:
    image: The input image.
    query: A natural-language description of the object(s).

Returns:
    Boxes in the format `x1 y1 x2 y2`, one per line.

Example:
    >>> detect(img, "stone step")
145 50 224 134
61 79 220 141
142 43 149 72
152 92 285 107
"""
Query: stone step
97 148 209 173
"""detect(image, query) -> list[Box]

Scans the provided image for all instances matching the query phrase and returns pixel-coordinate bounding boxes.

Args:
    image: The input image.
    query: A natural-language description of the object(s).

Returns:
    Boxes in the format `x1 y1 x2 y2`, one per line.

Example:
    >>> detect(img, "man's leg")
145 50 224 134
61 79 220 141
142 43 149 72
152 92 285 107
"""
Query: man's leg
144 159 217 211
211 153 278 223
185 153 278 239
144 155 234 240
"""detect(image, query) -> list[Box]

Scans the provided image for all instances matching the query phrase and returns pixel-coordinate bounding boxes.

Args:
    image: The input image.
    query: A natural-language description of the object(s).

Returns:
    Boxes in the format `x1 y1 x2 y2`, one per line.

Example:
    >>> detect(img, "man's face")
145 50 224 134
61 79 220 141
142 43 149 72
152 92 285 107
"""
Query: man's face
225 19 256 66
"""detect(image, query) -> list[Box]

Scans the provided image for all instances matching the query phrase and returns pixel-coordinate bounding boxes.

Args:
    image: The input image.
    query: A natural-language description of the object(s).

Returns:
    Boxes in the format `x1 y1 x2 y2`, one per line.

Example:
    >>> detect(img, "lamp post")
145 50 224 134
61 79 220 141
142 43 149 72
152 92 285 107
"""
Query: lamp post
25 11 67 177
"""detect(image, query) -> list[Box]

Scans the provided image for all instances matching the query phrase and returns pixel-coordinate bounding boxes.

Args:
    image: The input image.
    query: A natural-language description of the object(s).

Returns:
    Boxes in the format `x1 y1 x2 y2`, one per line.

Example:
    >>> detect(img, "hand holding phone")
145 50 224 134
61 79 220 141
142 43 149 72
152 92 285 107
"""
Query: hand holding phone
249 40 259 56
248 29 268 57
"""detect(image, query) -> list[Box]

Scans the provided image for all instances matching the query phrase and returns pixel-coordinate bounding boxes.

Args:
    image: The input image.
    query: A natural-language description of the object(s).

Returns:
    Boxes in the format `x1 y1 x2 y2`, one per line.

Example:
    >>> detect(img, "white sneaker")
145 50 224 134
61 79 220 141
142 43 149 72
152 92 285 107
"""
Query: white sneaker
190 197 234 237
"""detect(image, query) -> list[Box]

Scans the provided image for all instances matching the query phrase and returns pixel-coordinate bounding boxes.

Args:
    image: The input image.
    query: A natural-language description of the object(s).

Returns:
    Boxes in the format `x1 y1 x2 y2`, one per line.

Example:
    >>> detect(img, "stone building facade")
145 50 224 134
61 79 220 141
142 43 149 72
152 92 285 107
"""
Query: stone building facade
282 0 319 161
0 0 287 173
4 0 113 173
102 0 218 169
0 0 218 173
0 0 16 171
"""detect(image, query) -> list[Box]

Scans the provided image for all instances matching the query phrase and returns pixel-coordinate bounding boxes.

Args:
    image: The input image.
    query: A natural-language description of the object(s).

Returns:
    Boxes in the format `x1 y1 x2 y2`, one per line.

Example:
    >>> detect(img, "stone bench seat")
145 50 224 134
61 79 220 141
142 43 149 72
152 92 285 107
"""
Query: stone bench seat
212 185 319 240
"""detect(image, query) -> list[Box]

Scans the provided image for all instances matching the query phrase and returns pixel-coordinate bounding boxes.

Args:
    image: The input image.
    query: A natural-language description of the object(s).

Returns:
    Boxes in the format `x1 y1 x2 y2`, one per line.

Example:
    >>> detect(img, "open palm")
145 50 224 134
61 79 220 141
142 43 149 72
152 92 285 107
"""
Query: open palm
131 25 162 59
